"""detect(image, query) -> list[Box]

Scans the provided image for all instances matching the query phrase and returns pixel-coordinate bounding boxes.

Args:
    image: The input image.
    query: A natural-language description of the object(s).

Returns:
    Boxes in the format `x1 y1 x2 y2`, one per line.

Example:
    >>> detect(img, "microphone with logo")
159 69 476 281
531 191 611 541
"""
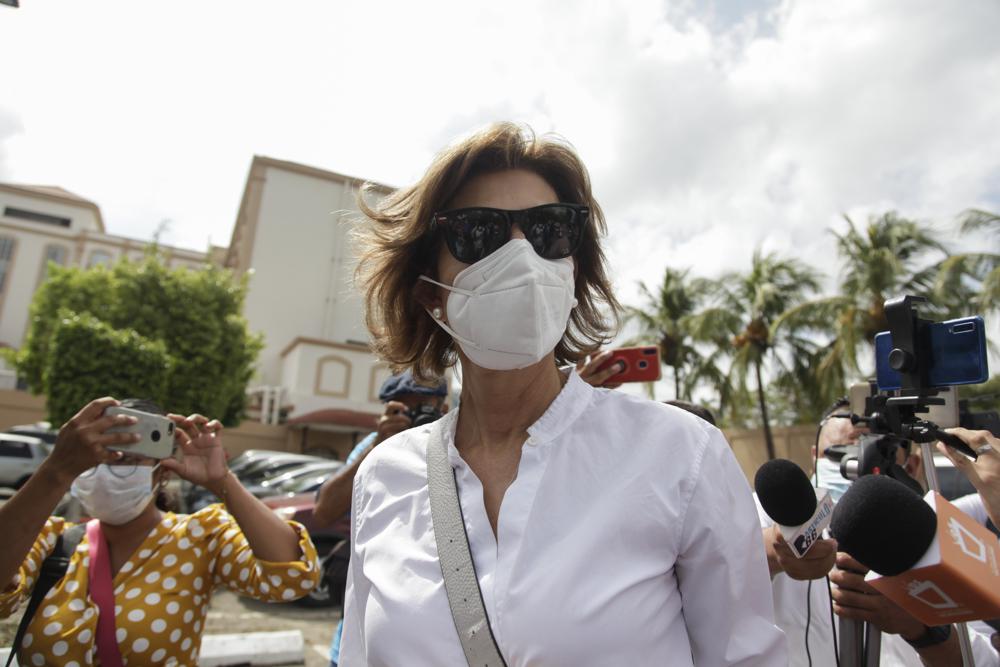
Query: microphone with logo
755 459 836 558
830 474 1000 626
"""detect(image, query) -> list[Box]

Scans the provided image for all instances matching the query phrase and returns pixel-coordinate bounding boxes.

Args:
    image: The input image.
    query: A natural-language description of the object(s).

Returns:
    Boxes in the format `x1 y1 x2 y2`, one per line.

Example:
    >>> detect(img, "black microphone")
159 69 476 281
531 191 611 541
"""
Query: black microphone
755 459 834 557
831 475 1000 625
829 475 935 576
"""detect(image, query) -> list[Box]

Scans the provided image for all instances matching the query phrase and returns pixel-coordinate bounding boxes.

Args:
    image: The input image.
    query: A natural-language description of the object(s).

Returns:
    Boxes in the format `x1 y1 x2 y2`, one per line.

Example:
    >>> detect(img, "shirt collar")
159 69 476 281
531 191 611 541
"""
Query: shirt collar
526 367 594 444
441 367 596 461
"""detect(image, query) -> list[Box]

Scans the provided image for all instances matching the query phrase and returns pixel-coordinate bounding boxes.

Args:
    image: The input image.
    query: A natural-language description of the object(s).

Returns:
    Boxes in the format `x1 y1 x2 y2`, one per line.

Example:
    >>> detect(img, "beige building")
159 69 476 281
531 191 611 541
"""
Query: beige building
222 156 399 457
0 183 216 385
0 157 407 459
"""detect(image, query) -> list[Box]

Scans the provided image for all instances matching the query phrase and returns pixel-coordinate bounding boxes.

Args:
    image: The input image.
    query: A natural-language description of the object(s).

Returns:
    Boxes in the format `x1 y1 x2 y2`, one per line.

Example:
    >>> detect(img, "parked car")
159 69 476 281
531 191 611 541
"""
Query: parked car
237 453 327 486
247 461 344 499
186 452 327 511
263 492 352 607
931 454 976 501
5 421 58 445
0 433 51 489
274 468 341 497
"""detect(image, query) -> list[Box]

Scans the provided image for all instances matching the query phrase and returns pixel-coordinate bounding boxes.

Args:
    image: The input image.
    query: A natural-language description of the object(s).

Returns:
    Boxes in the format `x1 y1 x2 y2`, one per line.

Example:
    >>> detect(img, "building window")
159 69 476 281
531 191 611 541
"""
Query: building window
86 249 113 268
38 244 70 286
3 207 72 228
0 236 15 293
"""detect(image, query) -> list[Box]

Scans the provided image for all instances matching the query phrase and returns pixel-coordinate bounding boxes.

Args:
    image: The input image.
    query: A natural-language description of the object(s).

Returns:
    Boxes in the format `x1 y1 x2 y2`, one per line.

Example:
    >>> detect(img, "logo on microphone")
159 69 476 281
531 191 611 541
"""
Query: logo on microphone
794 531 814 556
906 580 959 610
948 517 987 563
788 497 833 558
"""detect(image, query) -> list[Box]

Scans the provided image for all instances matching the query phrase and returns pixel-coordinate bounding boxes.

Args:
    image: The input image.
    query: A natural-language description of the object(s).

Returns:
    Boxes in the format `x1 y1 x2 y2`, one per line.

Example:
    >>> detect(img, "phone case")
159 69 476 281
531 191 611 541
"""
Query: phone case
104 406 175 459
598 346 662 384
875 316 989 391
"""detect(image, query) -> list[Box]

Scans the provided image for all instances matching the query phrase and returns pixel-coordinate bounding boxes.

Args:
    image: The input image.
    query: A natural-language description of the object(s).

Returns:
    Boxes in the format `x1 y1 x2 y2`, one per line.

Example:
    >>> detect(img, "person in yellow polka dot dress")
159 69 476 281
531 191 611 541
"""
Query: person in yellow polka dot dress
0 397 321 666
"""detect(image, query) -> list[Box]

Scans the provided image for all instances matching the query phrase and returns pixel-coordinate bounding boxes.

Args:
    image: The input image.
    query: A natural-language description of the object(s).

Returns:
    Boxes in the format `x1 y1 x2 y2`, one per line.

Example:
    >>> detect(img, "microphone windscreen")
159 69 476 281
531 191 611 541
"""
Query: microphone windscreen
754 459 817 526
830 475 937 576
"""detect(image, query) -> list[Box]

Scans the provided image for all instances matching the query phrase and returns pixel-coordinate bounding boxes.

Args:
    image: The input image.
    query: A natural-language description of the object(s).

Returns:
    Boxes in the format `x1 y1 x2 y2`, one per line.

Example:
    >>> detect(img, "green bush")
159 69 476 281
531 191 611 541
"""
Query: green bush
15 252 263 426
46 311 171 425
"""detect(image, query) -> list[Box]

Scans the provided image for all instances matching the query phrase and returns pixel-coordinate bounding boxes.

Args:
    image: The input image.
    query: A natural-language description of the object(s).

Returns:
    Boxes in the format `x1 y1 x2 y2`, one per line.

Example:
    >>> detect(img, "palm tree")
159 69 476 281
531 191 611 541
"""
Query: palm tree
774 212 949 385
935 209 1000 315
690 250 821 459
628 268 711 399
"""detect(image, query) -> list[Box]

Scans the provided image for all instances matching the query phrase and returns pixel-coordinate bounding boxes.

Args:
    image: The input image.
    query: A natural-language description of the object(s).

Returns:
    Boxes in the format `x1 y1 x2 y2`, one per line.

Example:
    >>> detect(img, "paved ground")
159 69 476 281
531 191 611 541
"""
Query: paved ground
0 488 340 666
1 587 341 666
204 589 340 667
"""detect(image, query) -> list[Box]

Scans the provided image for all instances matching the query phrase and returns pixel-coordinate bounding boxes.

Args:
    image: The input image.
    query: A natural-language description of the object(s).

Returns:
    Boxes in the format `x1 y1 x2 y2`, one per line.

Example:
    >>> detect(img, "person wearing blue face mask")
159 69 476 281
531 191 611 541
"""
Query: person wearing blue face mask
811 398 867 502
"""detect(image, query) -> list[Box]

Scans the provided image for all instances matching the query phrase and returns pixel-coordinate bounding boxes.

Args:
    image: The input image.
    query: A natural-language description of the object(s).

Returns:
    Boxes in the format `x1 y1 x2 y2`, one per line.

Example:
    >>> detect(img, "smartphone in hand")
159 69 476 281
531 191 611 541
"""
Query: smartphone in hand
104 406 176 459
597 346 662 384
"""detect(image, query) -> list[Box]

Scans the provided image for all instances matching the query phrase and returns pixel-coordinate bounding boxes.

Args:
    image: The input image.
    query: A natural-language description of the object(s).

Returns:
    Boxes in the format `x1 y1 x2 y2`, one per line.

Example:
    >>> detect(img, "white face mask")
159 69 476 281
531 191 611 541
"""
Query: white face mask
71 464 159 525
420 238 577 371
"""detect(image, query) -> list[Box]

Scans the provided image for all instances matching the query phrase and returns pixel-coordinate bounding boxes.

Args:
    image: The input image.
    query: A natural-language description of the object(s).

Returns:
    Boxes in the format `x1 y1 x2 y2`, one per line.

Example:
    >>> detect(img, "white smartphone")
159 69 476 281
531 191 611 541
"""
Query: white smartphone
104 406 176 459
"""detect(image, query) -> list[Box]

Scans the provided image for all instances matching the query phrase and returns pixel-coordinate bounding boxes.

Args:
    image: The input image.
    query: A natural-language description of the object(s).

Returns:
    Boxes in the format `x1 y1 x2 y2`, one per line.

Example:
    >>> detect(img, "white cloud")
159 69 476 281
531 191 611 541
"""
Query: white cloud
0 108 23 181
0 0 997 303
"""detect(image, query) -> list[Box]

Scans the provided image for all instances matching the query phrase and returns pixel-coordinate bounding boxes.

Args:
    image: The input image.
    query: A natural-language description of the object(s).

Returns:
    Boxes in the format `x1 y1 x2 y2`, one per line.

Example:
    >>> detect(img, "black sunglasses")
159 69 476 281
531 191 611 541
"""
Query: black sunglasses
431 203 589 264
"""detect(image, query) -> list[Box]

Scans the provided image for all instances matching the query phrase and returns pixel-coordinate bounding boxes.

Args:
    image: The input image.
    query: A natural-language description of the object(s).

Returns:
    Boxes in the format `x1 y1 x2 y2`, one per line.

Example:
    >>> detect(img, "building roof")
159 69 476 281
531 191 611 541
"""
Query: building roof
286 408 380 431
0 183 106 232
223 155 394 272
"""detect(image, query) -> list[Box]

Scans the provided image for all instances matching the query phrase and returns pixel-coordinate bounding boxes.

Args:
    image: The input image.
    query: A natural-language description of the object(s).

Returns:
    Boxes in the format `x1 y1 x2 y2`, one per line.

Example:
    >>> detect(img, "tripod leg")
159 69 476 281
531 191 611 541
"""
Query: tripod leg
864 624 881 666
839 617 865 667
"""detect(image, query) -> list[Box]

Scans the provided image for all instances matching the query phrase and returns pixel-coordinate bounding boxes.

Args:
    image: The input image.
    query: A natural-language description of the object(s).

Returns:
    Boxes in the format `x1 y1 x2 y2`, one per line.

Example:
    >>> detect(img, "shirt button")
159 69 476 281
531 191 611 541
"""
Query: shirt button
526 437 537 446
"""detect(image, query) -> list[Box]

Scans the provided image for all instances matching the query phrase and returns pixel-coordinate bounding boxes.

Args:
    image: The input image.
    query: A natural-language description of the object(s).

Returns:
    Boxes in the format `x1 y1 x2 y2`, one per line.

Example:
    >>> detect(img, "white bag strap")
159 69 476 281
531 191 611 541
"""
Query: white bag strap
426 420 508 667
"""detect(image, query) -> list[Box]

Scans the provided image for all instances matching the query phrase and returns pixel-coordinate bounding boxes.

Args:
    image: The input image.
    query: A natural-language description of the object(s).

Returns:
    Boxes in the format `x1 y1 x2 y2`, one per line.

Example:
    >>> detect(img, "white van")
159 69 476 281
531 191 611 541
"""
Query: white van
0 433 50 489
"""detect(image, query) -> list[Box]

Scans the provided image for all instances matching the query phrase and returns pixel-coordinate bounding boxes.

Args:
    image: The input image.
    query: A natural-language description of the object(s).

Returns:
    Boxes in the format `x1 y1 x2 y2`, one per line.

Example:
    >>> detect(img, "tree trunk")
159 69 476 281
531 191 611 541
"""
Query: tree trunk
754 360 776 460
674 369 681 400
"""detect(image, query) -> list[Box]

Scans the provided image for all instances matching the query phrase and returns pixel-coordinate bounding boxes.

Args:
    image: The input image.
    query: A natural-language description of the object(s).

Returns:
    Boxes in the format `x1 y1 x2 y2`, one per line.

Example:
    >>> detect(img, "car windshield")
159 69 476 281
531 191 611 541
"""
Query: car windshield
934 465 976 501
244 460 318 485
284 472 335 494
267 464 337 488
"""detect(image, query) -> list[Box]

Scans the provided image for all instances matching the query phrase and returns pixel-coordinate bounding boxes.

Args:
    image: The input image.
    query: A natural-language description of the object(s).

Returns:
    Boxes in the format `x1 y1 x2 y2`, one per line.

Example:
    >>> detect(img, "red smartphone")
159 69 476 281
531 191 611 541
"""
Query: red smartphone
597 346 662 384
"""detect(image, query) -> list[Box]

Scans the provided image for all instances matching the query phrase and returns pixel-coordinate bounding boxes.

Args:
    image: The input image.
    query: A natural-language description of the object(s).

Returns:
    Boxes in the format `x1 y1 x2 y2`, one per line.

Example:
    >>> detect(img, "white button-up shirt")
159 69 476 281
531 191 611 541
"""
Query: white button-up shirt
340 371 786 666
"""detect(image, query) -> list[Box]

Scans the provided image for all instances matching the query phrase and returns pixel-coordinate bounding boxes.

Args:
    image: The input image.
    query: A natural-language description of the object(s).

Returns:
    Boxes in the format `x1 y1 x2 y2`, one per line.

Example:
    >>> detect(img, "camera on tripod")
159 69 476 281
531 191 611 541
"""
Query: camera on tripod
833 296 990 489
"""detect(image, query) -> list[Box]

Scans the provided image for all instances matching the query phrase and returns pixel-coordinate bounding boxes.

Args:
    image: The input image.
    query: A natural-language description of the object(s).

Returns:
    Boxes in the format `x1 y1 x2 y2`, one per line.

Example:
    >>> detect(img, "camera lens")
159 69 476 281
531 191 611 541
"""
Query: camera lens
151 430 160 442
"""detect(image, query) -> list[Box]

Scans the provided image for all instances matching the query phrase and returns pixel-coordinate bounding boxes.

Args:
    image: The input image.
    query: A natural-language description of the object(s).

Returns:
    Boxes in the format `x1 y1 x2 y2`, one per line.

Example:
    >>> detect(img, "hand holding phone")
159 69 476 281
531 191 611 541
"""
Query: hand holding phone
104 406 175 459
595 346 662 385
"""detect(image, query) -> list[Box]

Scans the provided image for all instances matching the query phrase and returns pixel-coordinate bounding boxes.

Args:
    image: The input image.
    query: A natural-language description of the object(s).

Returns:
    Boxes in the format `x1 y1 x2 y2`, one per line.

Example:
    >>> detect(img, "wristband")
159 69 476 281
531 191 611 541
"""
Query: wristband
904 624 951 649
215 472 231 506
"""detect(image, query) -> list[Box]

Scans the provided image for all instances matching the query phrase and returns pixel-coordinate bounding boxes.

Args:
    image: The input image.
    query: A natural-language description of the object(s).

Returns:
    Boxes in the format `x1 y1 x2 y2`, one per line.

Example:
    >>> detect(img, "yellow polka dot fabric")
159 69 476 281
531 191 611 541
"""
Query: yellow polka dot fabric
0 504 320 666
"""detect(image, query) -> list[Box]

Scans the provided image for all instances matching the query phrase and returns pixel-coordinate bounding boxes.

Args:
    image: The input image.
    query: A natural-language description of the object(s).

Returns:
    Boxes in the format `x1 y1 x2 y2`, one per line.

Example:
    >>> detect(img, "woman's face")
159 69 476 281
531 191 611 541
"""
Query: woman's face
434 168 560 287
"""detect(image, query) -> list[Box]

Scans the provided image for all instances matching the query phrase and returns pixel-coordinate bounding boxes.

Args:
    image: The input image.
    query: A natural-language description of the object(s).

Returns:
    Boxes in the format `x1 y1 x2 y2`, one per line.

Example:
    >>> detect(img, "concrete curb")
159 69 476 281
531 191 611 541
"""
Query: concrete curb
1 629 305 666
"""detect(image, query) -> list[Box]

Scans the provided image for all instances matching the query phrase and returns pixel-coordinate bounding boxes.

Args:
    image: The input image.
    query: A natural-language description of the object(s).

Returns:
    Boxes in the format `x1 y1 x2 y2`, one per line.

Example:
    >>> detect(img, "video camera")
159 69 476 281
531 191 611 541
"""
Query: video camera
832 296 989 489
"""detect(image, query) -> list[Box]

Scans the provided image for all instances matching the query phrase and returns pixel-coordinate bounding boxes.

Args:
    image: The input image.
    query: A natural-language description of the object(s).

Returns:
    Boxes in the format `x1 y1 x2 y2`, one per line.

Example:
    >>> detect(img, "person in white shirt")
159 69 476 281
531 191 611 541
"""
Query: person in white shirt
338 122 786 666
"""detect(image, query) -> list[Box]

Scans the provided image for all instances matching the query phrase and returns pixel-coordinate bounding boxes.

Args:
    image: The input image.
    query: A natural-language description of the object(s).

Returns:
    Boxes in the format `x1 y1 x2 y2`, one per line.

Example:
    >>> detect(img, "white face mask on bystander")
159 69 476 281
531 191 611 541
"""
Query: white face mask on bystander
71 464 159 525
420 238 577 371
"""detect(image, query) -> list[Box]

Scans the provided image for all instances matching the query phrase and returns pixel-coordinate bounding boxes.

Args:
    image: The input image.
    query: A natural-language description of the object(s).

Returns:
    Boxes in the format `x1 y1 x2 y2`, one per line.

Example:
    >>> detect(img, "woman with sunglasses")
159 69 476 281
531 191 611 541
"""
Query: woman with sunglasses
338 123 785 666
0 397 321 666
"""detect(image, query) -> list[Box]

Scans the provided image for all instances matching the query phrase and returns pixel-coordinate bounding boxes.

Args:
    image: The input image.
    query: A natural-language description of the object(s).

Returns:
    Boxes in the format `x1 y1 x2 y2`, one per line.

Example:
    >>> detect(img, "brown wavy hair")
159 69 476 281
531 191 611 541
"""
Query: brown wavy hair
355 122 621 380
